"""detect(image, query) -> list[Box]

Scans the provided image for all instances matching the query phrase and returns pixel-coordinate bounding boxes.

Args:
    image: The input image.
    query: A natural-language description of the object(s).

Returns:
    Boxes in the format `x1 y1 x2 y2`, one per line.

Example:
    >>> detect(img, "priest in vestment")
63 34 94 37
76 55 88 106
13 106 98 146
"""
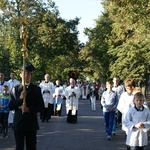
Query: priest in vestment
64 78 81 123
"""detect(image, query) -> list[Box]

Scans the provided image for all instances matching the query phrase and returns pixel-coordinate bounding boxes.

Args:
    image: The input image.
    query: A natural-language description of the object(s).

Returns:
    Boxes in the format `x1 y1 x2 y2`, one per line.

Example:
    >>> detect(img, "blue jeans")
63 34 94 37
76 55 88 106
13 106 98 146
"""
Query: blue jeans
112 114 117 132
103 111 115 136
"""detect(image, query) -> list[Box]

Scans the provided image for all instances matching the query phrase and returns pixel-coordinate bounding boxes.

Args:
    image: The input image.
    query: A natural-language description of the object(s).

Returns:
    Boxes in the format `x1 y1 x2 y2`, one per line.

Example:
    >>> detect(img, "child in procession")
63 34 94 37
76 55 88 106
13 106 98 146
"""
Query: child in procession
123 92 150 150
101 80 118 140
0 85 10 138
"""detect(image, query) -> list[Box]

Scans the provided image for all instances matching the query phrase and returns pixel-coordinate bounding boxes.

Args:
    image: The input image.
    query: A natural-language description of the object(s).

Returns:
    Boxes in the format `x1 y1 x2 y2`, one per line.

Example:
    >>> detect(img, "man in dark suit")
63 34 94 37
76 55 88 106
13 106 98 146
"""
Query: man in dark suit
9 63 44 150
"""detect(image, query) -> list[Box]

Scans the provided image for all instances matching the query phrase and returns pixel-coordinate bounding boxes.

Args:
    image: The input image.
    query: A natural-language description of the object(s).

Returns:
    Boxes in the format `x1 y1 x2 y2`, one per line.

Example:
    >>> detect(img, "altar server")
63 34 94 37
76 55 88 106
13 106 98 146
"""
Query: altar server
123 92 150 150
8 72 20 127
53 80 64 116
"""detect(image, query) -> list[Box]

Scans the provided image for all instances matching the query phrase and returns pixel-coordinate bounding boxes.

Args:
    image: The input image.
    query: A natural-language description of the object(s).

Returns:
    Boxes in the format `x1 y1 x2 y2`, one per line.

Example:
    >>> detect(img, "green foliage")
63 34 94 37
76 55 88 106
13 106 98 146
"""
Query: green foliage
79 12 112 82
0 0 81 82
79 0 150 83
105 0 150 81
1 0 149 84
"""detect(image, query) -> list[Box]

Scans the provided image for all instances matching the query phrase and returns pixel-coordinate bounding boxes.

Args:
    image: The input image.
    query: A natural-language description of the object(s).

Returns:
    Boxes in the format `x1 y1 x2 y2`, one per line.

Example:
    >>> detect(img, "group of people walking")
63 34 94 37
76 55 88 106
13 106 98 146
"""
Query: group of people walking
0 63 150 150
100 77 150 150
0 72 20 139
0 63 82 150
0 63 45 150
38 74 80 124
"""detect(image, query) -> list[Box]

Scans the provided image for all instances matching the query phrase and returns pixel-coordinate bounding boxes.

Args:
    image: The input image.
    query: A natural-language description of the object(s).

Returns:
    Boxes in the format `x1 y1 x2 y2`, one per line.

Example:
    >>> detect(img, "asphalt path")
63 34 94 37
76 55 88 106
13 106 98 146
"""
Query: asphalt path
0 100 149 150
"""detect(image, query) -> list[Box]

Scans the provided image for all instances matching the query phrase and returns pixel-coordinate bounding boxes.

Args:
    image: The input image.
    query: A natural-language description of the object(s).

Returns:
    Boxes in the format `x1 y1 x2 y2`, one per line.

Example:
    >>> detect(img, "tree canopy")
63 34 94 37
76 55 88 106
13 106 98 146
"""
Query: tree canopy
81 0 150 83
0 0 82 82
0 0 150 84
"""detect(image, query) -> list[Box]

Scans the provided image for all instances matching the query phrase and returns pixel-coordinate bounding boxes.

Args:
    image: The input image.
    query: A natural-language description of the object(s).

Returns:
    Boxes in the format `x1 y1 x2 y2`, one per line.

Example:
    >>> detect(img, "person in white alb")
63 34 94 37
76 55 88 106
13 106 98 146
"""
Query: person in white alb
112 76 125 135
8 72 20 93
8 72 20 127
123 92 150 150
117 79 135 133
39 74 54 122
53 80 64 116
81 81 89 100
64 78 81 124
89 82 97 111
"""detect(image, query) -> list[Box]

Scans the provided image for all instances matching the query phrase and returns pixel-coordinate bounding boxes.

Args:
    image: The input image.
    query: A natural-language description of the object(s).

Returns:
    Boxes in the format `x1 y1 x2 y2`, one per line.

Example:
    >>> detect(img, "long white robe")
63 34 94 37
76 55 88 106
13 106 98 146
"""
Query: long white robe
64 86 81 115
123 107 150 147
53 85 64 111
81 84 89 99
8 79 20 93
117 92 134 132
39 81 54 107
112 84 125 100
8 79 20 124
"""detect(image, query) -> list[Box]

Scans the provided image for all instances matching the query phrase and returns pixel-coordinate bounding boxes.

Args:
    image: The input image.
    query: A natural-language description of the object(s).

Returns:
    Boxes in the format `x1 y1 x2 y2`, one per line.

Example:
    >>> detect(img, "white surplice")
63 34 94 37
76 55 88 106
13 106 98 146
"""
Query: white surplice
53 85 64 111
123 106 150 147
39 81 54 107
64 86 81 115
117 92 134 132
8 79 20 124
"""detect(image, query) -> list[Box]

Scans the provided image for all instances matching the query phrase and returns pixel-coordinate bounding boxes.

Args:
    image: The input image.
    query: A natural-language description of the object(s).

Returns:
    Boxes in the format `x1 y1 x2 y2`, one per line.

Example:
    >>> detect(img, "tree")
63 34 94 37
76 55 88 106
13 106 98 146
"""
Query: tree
0 0 81 82
105 0 150 81
79 12 112 82
80 0 150 83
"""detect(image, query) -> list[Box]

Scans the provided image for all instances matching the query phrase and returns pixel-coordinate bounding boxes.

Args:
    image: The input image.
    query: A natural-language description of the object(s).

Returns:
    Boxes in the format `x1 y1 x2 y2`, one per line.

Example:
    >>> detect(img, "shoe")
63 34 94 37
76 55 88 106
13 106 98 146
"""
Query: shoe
3 135 8 138
107 135 111 140
3 131 8 138
118 123 122 126
8 124 11 128
112 132 116 135
0 125 2 133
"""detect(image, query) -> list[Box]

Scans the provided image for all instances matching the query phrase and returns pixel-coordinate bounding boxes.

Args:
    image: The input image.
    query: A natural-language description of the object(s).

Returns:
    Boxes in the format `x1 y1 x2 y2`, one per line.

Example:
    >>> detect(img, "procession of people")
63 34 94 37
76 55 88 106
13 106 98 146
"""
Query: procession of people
0 67 150 150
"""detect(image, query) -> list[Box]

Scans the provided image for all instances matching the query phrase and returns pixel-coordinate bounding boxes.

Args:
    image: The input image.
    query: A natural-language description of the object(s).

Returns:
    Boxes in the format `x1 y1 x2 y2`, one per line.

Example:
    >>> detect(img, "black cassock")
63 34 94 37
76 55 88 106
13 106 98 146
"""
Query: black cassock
67 110 78 124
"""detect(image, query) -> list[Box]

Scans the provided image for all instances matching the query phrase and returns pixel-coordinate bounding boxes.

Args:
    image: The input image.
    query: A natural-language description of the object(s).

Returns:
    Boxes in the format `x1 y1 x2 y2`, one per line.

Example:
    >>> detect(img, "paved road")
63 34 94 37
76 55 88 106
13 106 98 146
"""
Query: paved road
0 100 150 150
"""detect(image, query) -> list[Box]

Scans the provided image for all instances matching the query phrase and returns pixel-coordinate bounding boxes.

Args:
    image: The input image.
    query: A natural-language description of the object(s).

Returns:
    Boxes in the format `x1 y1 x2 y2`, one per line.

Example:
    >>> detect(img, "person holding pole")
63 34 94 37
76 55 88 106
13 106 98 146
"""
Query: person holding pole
9 63 44 150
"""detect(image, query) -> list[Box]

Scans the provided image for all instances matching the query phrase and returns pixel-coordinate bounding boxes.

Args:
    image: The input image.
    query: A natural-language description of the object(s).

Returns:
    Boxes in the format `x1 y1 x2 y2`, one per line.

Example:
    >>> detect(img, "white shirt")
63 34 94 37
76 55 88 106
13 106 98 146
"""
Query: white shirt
8 79 20 93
